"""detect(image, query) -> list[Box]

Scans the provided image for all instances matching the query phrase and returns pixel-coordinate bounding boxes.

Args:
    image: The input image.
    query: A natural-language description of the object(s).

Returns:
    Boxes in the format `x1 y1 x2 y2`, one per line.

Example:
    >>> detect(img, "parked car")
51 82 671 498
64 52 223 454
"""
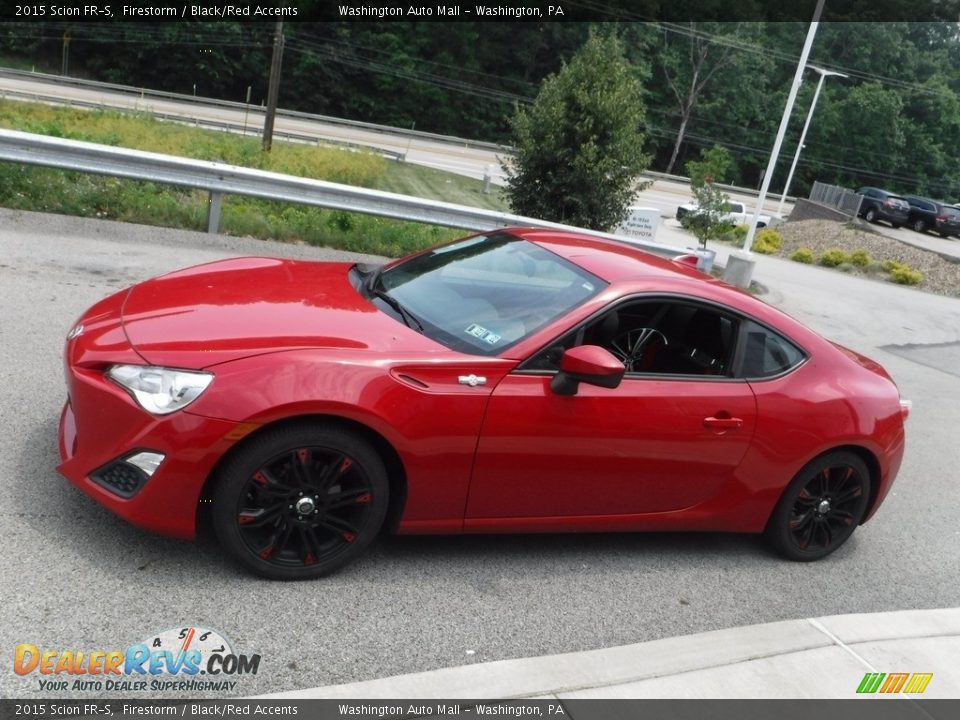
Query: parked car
676 200 774 227
855 187 910 228
58 229 908 579
902 195 960 238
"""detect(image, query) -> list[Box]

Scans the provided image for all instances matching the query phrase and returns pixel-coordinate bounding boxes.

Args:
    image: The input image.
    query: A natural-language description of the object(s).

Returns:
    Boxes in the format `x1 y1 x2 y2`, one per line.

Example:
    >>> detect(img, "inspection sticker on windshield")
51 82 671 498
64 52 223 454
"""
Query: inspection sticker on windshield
465 323 501 345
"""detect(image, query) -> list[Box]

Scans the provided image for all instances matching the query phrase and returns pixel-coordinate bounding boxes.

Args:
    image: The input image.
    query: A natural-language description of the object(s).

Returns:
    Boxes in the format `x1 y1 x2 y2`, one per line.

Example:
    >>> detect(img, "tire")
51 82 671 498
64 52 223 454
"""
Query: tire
892 223 902 229
912 219 927 233
212 422 389 580
765 451 871 562
864 208 878 223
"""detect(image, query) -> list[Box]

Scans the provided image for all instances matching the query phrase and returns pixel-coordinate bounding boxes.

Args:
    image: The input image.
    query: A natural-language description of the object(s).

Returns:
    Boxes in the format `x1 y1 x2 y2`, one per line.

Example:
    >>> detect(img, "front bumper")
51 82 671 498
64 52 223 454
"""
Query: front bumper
57 366 241 540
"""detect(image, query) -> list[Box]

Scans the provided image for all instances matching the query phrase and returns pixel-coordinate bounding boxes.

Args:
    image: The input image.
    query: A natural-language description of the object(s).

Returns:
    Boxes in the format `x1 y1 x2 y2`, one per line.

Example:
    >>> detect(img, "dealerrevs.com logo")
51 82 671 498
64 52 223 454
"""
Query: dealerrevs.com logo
14 626 261 693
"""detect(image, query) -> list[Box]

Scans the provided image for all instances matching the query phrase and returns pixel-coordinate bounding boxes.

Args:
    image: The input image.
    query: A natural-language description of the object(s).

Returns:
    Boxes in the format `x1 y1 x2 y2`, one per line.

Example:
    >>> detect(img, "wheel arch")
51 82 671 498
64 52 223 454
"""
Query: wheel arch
837 444 882 523
196 413 408 537
764 443 882 529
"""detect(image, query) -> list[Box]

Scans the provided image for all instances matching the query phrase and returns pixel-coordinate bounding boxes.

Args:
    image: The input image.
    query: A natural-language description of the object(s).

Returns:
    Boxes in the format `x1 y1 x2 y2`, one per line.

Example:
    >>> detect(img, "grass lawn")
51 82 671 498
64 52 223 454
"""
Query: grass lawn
0 99 509 256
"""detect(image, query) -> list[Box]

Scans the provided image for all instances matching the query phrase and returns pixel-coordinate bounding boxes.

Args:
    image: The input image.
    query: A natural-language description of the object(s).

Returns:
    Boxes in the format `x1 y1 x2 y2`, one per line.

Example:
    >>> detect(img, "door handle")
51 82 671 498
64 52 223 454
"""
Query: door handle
703 416 743 430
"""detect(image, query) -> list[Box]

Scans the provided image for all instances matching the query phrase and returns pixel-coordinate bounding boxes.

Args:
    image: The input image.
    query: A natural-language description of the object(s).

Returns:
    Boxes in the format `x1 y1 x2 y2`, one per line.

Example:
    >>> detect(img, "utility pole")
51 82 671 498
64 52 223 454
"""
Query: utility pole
61 31 70 76
262 21 285 152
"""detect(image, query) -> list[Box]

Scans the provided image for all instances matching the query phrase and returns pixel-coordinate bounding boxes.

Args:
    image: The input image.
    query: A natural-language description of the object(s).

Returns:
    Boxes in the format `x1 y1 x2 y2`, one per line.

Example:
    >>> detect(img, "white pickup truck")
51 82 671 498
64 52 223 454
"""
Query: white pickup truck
675 200 775 228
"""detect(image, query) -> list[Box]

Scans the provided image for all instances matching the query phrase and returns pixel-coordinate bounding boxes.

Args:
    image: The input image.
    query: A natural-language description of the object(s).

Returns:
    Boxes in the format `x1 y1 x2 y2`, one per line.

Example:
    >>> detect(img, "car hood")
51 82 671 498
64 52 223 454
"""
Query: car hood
122 257 439 367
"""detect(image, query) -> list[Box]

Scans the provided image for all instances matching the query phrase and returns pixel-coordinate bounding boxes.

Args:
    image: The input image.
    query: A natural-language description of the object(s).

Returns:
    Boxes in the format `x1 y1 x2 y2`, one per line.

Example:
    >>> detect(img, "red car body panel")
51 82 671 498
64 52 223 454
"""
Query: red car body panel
57 228 906 544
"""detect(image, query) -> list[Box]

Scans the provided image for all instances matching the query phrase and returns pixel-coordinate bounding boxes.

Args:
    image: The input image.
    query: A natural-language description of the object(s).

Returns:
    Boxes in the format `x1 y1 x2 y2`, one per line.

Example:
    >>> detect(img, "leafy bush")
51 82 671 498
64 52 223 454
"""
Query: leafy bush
790 247 815 264
719 223 746 245
889 267 923 285
890 265 923 285
820 248 849 267
850 249 872 267
882 259 907 273
752 227 783 255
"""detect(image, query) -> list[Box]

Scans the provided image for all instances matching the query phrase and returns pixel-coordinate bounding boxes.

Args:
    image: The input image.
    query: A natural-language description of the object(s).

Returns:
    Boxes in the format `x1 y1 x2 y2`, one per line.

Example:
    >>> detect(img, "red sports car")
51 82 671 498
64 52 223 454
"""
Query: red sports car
58 228 908 579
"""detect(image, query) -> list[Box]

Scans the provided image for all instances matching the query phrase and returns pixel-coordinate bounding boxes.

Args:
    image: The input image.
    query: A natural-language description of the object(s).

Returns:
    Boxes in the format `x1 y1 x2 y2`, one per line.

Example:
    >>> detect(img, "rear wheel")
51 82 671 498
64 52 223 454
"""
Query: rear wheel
212 423 388 580
765 451 871 561
912 219 927 233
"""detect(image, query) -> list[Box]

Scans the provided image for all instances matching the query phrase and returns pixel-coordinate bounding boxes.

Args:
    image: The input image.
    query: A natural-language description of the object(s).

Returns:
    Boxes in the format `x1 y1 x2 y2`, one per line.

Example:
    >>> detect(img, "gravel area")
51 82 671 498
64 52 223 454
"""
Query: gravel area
769 219 960 297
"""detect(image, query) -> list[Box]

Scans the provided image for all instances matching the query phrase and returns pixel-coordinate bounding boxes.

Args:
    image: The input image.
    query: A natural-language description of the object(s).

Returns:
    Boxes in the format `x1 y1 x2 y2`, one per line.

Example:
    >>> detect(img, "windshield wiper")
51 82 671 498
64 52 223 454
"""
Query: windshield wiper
372 289 424 333
366 271 423 333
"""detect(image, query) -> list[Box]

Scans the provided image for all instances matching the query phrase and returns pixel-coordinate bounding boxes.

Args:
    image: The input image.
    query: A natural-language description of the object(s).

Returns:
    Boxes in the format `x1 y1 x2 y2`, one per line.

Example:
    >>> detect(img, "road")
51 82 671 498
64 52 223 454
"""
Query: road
1 209 958 699
0 71 790 220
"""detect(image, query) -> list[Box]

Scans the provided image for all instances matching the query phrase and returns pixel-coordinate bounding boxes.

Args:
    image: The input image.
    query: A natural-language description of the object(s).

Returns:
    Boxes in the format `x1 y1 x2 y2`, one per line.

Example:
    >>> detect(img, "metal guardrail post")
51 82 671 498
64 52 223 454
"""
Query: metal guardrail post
206 191 223 234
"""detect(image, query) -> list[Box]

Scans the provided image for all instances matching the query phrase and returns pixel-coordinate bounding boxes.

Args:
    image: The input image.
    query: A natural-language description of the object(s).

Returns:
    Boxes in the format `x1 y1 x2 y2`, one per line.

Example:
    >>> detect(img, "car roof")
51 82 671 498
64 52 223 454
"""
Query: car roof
503 227 714 282
859 187 900 197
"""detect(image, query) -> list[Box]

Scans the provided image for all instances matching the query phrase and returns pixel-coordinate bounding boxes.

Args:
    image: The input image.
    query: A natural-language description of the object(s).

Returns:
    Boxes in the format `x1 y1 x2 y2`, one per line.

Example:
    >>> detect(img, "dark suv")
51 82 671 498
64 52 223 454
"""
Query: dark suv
855 187 910 228
902 195 960 238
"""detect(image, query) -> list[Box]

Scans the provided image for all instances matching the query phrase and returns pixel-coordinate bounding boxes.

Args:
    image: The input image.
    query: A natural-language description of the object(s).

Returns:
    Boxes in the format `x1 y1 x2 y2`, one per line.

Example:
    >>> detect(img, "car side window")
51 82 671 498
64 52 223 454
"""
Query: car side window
524 300 737 378
735 320 805 379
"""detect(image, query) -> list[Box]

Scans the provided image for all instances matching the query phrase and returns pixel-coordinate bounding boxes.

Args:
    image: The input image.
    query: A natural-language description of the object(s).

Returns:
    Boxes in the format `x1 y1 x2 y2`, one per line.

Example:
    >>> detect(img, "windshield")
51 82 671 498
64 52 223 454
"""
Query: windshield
374 232 606 355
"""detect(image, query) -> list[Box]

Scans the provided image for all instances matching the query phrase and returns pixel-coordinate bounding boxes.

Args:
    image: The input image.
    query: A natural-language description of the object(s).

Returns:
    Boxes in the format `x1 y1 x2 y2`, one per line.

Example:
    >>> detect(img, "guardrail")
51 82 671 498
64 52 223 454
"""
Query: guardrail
0 68 797 206
0 128 684 258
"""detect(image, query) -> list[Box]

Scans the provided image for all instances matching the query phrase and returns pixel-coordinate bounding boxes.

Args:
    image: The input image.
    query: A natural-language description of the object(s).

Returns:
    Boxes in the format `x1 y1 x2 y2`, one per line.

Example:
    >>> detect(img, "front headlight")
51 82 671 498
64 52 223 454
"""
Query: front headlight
107 365 213 415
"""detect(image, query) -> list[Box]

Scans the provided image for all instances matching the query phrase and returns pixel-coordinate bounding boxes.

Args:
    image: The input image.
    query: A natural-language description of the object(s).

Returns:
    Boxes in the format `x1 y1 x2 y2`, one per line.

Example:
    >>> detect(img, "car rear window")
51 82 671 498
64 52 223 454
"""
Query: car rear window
738 320 805 379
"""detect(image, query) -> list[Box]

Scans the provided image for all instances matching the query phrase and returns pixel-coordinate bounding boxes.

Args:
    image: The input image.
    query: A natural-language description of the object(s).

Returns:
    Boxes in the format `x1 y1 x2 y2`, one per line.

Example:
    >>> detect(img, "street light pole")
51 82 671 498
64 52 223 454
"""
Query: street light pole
776 66 848 217
742 0 825 255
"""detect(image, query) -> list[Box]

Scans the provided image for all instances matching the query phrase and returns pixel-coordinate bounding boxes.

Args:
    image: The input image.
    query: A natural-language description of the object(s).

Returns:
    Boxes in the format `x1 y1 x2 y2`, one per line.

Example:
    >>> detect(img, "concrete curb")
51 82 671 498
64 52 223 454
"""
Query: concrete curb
259 608 960 700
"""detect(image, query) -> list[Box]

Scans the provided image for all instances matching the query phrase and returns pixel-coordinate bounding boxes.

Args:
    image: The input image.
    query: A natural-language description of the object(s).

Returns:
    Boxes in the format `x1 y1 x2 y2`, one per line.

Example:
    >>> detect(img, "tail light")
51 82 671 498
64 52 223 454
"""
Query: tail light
900 399 912 420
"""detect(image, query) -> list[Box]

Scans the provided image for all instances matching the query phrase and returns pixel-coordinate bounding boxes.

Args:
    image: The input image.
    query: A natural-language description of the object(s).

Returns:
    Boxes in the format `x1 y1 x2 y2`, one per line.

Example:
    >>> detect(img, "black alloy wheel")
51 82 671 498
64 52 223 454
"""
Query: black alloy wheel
212 423 388 579
765 451 871 561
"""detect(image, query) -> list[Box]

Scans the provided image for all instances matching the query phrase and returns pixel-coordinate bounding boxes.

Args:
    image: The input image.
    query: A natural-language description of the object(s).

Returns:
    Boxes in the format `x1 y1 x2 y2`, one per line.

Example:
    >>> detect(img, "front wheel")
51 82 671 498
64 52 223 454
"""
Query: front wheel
912 219 927 233
765 452 871 561
864 208 877 223
212 423 389 580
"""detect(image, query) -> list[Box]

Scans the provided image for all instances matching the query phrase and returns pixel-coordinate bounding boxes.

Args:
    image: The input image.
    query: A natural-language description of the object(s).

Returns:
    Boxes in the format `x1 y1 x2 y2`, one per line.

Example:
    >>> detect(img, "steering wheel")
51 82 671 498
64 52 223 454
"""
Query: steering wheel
610 328 668 372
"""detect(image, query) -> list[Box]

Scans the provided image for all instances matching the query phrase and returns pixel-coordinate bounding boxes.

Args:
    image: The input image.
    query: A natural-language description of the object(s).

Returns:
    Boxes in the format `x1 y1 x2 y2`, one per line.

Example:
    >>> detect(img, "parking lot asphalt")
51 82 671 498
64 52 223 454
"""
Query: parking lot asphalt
262 607 960 699
1 209 958 700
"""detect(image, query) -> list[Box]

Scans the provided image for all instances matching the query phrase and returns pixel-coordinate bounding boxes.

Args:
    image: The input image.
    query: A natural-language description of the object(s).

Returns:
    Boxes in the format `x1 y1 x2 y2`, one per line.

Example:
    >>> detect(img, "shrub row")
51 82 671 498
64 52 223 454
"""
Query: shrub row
788 246 923 285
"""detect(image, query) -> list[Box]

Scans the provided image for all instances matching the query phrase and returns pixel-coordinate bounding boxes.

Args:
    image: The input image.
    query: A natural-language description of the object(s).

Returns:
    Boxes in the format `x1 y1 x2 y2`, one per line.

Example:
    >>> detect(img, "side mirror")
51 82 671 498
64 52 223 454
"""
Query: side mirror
550 345 625 396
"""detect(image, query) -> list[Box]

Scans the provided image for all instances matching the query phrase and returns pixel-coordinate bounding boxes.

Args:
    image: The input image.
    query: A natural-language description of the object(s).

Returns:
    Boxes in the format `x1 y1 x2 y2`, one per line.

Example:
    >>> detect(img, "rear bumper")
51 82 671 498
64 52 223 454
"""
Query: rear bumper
878 209 908 224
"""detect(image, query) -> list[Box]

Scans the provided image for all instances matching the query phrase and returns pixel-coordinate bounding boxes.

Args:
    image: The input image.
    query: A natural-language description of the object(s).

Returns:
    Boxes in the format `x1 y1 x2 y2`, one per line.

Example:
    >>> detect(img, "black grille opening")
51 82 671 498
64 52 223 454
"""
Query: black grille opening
91 459 148 498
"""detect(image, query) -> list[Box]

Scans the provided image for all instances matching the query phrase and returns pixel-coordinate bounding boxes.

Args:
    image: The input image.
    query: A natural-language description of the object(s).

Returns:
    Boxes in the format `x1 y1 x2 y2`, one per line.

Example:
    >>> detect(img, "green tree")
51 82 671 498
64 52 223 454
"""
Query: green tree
504 32 650 231
682 145 734 250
